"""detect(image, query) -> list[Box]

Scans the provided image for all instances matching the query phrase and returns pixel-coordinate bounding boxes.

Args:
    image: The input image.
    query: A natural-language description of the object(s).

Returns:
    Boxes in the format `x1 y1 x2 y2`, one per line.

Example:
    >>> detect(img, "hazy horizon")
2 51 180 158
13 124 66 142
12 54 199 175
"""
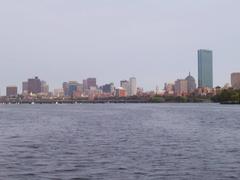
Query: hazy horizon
0 0 240 94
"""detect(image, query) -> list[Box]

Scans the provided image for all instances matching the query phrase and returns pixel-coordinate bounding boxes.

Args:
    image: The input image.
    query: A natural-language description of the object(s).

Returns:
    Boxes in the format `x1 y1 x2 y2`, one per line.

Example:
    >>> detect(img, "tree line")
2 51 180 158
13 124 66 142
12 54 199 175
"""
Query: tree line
211 88 240 104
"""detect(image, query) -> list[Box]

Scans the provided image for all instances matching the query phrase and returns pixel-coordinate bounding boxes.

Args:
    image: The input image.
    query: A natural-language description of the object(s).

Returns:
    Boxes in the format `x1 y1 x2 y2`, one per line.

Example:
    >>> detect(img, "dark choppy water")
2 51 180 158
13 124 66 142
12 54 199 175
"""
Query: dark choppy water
0 104 240 180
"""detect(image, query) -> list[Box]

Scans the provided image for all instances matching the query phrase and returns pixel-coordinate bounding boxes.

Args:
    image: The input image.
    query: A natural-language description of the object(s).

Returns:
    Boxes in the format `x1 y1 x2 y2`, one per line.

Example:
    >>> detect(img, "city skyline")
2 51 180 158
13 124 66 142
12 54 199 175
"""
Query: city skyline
0 1 240 93
0 47 237 94
0 54 237 95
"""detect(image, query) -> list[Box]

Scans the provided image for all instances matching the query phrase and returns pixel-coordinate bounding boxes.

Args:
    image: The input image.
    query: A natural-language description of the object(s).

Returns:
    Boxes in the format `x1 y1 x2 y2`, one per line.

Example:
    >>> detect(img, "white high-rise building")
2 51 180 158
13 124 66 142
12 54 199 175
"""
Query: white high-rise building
129 77 137 96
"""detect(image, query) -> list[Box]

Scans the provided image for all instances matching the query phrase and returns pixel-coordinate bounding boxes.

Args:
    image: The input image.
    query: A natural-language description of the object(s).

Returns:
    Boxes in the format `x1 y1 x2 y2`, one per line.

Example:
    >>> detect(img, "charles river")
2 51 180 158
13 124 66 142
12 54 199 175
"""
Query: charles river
0 104 240 180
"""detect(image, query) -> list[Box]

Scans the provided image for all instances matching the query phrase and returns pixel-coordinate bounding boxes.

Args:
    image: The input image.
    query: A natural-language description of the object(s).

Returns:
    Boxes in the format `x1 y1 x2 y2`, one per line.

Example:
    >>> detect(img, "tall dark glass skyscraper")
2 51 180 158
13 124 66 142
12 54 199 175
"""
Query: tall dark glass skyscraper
198 49 213 88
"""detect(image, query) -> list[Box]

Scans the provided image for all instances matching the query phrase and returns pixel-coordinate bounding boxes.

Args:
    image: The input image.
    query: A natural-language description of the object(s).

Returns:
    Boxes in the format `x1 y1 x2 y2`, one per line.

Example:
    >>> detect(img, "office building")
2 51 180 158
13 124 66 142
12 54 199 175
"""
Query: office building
22 81 28 95
77 83 84 93
67 81 79 96
174 79 188 96
129 77 137 96
41 81 49 94
120 80 130 96
231 73 240 89
185 73 196 94
62 82 69 96
83 79 88 93
198 49 213 88
87 78 97 89
116 87 127 97
28 76 41 94
6 86 18 97
101 83 115 94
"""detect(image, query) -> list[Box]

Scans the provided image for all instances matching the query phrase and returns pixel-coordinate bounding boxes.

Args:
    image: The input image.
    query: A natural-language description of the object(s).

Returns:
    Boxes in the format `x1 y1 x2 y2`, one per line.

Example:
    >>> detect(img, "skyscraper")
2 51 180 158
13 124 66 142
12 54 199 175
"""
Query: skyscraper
87 78 97 89
198 49 213 88
129 77 137 96
28 76 41 94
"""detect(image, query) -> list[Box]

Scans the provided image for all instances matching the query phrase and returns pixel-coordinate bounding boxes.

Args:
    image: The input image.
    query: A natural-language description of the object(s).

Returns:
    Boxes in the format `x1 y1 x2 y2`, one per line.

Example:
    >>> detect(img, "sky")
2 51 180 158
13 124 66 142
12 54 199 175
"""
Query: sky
0 0 240 94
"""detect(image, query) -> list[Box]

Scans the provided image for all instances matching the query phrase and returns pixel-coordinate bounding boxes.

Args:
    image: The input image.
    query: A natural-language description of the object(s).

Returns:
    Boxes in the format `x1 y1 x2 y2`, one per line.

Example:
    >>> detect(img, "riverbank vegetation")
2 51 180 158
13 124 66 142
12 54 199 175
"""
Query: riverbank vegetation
150 95 211 103
211 89 240 104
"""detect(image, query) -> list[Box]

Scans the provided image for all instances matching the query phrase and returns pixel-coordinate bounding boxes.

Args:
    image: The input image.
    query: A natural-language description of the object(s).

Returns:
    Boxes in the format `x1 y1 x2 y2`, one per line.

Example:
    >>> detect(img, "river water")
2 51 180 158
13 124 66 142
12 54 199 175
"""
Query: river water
0 104 240 179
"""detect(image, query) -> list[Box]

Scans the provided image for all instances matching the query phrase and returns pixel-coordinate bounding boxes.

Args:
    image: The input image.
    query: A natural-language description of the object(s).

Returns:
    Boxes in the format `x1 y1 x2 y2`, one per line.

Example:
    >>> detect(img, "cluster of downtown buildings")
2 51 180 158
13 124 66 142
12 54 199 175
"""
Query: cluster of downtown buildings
164 49 214 97
3 77 138 100
164 49 240 97
2 49 240 100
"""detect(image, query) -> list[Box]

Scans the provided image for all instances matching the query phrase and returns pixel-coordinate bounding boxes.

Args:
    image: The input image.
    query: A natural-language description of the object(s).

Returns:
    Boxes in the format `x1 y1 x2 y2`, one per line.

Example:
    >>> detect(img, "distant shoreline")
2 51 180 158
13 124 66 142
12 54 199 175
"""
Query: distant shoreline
0 95 222 104
0 100 215 105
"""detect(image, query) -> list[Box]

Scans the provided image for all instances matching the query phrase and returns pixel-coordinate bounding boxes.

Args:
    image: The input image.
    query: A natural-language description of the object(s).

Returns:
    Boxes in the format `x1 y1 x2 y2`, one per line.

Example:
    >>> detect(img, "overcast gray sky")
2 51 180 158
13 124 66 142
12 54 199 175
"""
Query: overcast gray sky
0 0 240 93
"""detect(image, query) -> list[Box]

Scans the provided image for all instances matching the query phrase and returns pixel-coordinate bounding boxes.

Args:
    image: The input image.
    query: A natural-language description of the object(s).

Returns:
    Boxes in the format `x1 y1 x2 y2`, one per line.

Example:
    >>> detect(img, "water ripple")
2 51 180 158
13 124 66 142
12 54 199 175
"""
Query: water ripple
0 104 240 179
